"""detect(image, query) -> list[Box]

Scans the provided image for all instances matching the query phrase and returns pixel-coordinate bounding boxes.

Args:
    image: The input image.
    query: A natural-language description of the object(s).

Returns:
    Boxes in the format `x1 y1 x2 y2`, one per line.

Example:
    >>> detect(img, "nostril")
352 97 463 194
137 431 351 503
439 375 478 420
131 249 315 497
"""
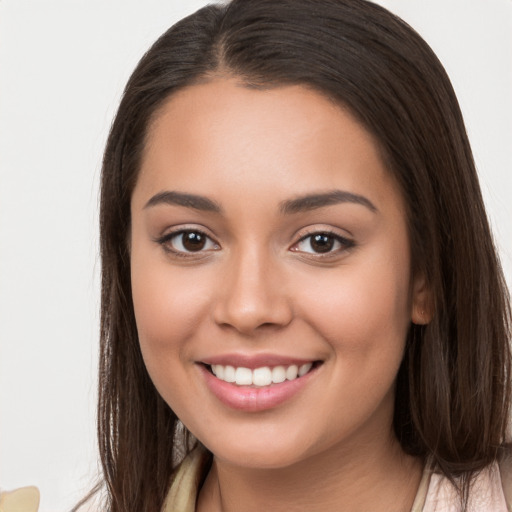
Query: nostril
212 275 293 334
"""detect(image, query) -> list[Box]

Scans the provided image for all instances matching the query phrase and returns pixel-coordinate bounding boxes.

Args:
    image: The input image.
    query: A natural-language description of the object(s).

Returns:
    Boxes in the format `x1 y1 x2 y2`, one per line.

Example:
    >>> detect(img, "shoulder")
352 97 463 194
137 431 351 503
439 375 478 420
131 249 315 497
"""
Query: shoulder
421 452 512 512
162 445 211 512
499 445 512 511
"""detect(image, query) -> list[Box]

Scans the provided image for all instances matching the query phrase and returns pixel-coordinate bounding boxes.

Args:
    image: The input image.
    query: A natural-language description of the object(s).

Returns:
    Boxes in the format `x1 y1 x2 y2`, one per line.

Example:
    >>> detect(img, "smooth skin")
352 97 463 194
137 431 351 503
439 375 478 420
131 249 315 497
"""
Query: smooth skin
130 79 430 512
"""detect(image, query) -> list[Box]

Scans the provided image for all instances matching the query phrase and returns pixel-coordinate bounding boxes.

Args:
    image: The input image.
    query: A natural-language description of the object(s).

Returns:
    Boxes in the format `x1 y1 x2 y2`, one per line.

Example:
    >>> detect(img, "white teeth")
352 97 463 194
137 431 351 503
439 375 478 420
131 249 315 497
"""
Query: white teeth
271 366 286 384
235 367 252 385
224 365 236 383
298 363 312 377
212 365 224 379
286 364 298 380
210 362 315 387
253 367 272 386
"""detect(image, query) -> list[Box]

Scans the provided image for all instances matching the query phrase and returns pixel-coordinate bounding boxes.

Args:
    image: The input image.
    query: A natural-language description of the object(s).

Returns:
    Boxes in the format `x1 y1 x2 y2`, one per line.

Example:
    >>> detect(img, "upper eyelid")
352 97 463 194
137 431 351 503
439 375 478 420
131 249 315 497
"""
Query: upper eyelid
154 227 219 253
155 228 219 257
290 229 356 255
156 225 217 241
154 225 354 248
293 226 354 242
297 229 347 239
293 231 354 246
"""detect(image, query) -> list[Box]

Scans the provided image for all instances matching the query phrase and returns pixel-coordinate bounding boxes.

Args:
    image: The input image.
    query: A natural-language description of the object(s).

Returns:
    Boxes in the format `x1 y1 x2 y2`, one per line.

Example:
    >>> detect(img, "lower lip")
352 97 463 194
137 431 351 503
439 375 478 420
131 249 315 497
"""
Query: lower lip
199 364 318 412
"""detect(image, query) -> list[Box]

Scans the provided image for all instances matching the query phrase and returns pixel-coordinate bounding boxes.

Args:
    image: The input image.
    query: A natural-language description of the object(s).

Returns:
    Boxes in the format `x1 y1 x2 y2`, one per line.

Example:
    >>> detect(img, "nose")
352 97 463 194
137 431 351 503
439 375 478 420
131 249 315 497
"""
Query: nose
212 247 293 335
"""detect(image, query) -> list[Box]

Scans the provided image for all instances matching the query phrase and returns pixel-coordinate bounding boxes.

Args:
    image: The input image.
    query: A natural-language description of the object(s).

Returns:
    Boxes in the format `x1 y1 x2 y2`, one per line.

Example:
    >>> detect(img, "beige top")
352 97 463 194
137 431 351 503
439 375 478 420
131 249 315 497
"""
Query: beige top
162 447 512 512
1 450 509 511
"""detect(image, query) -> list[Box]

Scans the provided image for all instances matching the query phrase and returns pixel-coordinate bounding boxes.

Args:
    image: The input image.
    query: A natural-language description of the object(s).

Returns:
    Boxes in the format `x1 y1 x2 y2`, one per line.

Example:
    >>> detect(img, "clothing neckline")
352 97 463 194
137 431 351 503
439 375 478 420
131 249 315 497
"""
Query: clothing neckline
162 445 433 512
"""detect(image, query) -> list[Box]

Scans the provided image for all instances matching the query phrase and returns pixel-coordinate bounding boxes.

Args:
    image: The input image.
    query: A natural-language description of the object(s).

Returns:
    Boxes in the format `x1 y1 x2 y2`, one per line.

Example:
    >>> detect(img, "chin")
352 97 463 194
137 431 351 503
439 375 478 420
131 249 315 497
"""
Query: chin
199 427 318 470
216 445 306 470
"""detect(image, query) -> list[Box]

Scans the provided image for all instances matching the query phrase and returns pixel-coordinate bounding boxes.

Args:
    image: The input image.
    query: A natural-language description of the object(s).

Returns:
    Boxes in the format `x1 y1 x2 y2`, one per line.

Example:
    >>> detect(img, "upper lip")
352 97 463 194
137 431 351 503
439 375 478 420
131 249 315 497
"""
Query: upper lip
200 353 318 370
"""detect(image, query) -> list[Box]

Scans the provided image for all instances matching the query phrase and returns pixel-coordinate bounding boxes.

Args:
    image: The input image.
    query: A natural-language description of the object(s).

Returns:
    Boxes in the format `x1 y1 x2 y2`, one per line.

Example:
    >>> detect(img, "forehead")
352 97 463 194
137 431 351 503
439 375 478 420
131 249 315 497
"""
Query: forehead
144 79 375 162
135 78 404 218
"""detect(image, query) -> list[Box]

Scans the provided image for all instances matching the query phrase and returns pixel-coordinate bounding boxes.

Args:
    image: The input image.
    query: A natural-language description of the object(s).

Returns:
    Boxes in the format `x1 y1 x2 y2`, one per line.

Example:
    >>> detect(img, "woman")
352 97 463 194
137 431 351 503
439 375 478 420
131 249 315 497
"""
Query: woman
92 0 511 510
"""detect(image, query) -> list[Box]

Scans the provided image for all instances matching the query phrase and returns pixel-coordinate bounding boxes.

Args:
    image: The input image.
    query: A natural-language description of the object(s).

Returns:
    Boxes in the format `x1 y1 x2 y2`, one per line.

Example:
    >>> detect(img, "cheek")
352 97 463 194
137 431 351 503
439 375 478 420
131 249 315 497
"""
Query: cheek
130 248 214 377
130 261 216 418
295 249 412 358
291 255 411 441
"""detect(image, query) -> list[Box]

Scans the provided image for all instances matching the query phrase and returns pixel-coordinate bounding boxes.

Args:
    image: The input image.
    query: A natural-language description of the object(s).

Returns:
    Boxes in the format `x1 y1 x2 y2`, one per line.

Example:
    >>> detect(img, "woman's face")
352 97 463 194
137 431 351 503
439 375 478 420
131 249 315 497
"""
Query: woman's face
130 79 426 468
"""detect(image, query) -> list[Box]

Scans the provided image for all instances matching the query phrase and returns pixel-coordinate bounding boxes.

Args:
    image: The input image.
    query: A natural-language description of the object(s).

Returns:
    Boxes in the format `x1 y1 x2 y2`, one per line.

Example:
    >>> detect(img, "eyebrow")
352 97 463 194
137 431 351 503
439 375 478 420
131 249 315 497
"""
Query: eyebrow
279 190 377 214
143 189 377 215
144 191 222 213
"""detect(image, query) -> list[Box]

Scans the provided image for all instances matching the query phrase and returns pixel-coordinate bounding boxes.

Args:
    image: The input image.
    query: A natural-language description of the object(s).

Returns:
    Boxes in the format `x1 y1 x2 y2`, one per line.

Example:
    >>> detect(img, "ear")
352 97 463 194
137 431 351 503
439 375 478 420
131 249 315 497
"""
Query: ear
411 273 433 325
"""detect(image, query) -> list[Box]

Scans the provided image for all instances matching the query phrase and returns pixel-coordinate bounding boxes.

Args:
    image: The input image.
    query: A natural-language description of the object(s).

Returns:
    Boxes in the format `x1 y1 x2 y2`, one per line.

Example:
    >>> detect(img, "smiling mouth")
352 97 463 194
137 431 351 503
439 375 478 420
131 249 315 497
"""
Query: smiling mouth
204 361 322 387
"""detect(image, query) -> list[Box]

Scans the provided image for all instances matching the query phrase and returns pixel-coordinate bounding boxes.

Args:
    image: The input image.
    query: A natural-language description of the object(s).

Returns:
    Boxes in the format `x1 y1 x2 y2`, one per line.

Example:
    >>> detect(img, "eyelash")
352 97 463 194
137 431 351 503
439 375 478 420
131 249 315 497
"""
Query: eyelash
155 228 219 258
291 229 355 258
155 228 355 259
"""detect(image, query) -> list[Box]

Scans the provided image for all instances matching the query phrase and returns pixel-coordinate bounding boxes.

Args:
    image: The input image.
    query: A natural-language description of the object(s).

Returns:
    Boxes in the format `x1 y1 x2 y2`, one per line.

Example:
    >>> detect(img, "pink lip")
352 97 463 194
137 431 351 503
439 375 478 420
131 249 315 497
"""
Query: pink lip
198 362 319 412
201 353 315 370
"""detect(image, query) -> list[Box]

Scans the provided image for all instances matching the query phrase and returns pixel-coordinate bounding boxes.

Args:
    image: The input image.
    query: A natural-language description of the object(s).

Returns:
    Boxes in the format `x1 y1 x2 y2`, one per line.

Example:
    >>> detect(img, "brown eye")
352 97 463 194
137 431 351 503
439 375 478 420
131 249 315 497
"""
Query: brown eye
309 234 334 253
158 229 219 254
292 231 355 256
181 231 206 251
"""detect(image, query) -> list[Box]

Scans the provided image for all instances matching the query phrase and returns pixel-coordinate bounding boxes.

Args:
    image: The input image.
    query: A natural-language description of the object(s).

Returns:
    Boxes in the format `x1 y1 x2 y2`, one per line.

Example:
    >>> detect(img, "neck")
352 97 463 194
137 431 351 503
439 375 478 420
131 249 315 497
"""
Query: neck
197 428 423 512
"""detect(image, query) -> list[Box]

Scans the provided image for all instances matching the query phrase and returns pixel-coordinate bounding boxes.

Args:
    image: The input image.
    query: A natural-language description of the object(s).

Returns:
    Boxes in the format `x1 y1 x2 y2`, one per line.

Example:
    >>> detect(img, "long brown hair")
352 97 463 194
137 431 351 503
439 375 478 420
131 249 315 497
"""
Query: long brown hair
93 1 511 510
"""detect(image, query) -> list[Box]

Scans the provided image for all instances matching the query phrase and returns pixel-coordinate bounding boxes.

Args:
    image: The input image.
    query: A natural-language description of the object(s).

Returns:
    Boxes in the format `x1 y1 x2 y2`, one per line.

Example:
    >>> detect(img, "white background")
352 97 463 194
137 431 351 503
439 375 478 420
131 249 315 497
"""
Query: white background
0 1 511 511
